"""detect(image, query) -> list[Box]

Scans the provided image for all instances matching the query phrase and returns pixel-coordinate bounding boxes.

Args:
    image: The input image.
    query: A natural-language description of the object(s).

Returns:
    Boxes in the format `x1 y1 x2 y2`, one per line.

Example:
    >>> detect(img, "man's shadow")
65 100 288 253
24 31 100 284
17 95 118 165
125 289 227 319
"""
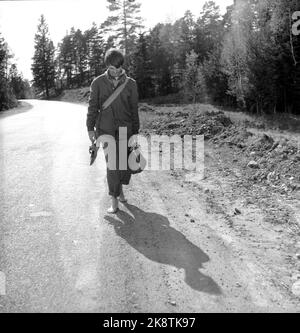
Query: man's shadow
104 203 221 295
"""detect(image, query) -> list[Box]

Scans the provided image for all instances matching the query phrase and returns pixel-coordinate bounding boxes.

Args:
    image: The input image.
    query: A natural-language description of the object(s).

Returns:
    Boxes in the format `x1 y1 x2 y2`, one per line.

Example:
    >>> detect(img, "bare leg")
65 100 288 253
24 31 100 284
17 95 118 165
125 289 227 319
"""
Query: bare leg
119 184 127 203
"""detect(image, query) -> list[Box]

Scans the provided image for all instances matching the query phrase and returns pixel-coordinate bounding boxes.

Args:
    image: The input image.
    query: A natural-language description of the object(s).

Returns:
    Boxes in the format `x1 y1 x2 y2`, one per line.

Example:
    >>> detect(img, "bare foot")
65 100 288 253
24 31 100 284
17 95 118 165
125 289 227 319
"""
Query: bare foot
107 206 119 214
107 197 119 214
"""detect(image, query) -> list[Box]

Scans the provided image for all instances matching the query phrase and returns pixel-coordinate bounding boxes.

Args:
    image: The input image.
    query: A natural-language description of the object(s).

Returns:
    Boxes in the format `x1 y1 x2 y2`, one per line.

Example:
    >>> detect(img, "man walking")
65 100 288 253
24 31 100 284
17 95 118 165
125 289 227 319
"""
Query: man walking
86 49 140 213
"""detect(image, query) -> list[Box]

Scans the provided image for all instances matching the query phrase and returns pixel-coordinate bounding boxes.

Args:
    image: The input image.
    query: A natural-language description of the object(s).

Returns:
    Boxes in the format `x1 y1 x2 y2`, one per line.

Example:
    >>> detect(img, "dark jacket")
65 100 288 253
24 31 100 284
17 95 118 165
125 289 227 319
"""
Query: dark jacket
86 72 139 138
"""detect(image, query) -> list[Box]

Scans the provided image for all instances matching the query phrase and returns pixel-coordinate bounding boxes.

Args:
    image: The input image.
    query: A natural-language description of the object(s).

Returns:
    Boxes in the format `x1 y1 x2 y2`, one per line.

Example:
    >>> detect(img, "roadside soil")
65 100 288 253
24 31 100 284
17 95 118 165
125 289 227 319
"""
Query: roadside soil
57 91 300 310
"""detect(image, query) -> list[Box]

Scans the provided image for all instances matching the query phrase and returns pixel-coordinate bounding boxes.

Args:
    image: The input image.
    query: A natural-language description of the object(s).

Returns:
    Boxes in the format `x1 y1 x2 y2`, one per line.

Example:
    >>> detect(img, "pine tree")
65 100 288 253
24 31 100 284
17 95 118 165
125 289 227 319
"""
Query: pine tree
194 1 223 61
182 50 206 104
221 0 254 109
72 29 88 87
131 33 154 98
101 0 144 57
220 0 300 113
104 35 116 54
177 10 196 67
269 0 300 113
201 48 230 105
0 33 7 79
9 64 23 98
0 33 17 110
9 64 32 99
57 34 74 89
85 23 105 79
148 24 173 96
31 15 56 99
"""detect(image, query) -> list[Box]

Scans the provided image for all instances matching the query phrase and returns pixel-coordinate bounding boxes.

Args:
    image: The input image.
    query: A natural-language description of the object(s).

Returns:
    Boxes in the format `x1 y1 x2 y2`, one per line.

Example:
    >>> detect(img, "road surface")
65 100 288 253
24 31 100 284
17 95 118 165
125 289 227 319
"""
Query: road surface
0 100 298 312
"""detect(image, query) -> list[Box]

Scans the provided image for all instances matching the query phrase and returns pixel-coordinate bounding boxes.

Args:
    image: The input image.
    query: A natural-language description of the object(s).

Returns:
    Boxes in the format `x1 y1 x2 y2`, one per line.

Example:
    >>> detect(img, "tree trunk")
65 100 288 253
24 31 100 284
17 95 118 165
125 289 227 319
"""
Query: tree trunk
45 73 49 99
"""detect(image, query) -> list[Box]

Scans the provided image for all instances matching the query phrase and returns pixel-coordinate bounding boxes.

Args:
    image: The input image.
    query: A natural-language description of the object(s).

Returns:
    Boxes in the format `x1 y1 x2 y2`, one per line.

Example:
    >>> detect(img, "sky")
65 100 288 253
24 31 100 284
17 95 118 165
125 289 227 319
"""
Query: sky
0 0 233 80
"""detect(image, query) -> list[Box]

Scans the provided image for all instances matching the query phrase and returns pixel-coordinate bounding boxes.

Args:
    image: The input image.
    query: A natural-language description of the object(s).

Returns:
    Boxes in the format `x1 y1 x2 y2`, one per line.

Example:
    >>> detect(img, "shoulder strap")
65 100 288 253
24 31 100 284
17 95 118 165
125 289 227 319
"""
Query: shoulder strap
102 76 129 110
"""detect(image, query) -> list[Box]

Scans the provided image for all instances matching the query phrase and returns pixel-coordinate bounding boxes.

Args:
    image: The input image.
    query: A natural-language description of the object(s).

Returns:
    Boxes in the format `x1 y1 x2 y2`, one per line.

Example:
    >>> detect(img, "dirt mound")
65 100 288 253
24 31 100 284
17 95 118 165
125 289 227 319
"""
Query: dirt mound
139 103 155 113
212 126 254 148
141 105 299 193
248 138 300 192
214 127 299 192
215 127 299 192
143 109 233 139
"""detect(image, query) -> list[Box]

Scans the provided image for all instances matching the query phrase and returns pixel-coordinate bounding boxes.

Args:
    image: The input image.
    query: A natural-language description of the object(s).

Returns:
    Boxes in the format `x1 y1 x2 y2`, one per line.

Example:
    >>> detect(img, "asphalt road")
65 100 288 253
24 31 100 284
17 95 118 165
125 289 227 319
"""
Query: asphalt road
0 100 297 313
0 100 109 312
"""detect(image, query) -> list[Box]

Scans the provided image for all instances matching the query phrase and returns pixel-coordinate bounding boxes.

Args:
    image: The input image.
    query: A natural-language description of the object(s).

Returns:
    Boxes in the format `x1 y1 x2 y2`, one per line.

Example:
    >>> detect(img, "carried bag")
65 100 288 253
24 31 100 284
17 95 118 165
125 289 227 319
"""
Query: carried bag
128 144 147 174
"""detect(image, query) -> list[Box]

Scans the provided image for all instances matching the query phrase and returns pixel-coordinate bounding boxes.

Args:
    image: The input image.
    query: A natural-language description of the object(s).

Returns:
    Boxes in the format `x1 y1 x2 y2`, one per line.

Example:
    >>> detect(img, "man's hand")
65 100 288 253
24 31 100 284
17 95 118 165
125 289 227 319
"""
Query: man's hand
88 131 96 143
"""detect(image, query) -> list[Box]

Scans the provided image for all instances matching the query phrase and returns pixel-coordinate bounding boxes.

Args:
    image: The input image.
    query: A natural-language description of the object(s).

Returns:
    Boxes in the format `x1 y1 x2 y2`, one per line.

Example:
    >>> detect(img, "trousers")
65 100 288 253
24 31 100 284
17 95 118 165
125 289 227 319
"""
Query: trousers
102 130 132 198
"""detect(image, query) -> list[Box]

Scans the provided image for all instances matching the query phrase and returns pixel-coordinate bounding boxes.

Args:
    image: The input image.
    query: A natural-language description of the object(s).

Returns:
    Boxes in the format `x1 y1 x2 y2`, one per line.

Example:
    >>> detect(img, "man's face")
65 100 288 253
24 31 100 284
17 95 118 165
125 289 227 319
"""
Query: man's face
108 65 123 78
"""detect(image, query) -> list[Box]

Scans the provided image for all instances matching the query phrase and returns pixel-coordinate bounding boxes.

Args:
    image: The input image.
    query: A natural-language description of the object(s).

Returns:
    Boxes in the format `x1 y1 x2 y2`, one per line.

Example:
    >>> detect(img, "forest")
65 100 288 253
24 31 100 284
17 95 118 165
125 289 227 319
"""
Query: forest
0 34 32 111
1 0 300 114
